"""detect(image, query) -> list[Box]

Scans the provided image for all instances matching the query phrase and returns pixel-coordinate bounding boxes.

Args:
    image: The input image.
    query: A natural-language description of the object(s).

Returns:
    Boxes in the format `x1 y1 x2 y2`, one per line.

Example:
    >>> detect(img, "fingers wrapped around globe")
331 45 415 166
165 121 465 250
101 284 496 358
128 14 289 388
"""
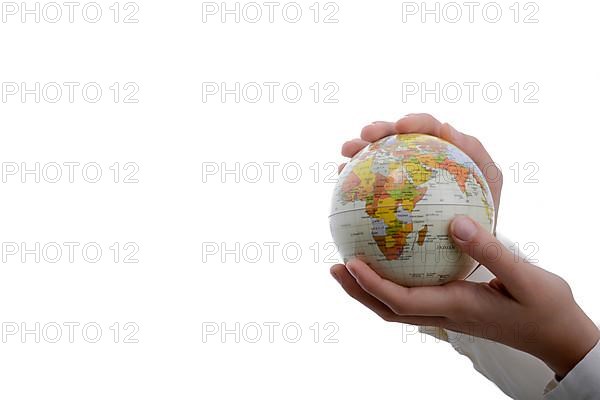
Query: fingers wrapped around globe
330 215 526 325
339 115 503 223
332 116 600 380
330 214 600 378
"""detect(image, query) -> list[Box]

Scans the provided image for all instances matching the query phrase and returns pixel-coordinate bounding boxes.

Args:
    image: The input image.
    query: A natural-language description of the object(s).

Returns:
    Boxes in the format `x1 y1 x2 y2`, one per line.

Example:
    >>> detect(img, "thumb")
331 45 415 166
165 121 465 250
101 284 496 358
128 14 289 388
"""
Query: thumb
450 215 533 299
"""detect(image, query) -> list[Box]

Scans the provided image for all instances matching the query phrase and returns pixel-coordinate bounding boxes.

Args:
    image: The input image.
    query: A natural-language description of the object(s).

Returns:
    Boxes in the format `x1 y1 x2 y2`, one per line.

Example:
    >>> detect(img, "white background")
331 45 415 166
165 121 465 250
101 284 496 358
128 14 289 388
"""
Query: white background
1 0 599 399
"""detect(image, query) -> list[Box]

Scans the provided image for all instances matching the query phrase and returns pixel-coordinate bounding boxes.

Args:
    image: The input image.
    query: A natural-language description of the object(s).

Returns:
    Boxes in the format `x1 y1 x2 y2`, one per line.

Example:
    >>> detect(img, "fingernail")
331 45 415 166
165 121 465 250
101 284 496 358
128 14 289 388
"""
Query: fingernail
452 216 478 241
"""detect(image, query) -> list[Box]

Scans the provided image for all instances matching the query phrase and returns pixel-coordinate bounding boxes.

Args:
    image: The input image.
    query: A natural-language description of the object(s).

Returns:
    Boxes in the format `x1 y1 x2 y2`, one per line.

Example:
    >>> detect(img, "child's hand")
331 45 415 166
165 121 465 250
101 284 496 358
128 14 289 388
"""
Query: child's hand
339 114 503 223
333 114 599 378
331 210 599 379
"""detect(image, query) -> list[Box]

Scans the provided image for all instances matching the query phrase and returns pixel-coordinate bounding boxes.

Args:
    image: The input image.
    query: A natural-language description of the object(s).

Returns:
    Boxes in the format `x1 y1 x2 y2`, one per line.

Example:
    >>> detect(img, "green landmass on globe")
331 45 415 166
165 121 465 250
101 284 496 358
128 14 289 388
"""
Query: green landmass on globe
330 133 495 287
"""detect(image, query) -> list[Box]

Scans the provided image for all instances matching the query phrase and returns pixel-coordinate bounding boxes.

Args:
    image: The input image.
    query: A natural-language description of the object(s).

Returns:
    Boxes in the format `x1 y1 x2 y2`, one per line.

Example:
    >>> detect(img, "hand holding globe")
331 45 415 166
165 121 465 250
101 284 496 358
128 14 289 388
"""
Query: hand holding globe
329 114 600 379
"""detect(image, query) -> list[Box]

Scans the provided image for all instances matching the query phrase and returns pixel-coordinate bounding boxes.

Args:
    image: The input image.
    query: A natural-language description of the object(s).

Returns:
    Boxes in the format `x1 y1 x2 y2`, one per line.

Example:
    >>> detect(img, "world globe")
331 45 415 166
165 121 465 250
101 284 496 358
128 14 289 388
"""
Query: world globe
330 133 495 287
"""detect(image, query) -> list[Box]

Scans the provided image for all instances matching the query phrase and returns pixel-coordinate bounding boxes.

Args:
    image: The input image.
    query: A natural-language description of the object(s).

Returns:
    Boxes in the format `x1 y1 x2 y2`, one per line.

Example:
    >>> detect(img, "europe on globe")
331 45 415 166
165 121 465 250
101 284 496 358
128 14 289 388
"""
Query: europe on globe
330 134 495 287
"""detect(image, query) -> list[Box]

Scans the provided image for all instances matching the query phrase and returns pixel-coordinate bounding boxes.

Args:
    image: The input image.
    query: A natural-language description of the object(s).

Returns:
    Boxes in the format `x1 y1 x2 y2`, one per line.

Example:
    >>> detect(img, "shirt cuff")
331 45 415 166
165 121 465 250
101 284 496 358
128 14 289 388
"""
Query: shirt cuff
544 339 600 398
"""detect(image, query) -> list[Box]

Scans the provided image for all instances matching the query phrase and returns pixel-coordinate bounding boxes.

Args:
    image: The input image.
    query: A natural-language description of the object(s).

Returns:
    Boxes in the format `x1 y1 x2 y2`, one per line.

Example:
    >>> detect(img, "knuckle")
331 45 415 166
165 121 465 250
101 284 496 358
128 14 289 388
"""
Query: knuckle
553 274 574 296
418 112 435 120
445 283 472 316
441 122 454 135
496 168 504 185
360 125 374 140
467 135 483 148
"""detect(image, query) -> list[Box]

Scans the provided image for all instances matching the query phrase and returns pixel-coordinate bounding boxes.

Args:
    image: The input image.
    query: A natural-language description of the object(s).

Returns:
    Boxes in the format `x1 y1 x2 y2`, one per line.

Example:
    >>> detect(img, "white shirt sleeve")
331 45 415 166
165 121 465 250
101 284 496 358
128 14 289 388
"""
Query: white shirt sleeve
419 233 600 399
543 340 600 399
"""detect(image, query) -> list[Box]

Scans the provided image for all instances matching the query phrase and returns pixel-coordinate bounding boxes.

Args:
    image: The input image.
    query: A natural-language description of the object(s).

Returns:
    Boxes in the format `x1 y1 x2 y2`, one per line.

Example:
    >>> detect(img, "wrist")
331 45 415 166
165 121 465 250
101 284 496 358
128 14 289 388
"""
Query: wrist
543 312 600 379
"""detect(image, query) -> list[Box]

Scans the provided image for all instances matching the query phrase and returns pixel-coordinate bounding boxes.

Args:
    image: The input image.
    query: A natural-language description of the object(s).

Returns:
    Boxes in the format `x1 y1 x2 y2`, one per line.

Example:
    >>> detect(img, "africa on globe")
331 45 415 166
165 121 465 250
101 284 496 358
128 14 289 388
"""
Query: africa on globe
329 134 495 287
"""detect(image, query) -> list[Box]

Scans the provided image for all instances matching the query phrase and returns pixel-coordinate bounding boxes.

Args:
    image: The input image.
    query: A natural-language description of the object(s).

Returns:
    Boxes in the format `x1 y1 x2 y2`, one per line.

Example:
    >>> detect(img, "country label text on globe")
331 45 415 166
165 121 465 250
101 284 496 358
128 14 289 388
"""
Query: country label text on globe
330 134 495 286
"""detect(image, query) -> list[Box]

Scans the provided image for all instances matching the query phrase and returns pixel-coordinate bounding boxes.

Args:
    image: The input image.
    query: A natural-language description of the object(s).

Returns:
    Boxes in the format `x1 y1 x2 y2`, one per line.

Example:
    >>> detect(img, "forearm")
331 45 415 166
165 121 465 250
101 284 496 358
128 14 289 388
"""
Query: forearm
425 234 600 399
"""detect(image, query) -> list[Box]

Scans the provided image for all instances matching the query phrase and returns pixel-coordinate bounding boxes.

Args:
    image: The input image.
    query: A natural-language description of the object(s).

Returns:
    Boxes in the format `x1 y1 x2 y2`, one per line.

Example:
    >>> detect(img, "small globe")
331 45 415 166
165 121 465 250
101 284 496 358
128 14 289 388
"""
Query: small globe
330 133 495 287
